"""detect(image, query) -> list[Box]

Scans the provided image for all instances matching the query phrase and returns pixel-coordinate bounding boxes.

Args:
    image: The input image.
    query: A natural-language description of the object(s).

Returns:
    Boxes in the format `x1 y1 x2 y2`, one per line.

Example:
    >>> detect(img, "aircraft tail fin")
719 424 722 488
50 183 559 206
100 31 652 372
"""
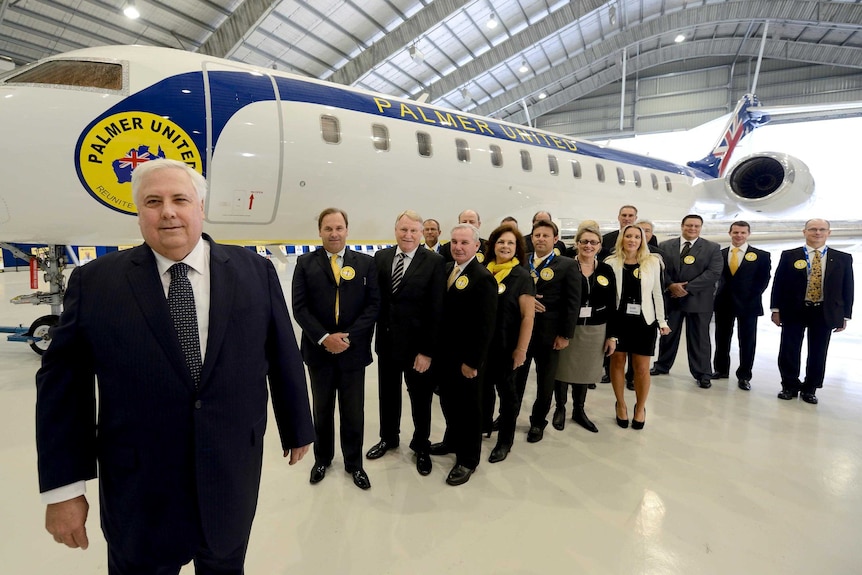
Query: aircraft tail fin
687 94 770 178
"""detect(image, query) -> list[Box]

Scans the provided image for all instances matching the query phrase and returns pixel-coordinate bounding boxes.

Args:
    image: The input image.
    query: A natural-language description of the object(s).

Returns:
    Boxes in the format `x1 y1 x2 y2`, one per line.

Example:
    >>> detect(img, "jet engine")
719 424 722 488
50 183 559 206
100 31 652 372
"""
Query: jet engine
725 152 814 214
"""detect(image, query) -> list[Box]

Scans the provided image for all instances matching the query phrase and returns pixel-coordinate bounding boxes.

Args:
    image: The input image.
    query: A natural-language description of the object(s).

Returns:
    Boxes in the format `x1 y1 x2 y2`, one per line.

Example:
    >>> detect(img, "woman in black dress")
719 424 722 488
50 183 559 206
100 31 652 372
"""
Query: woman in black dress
606 225 670 430
482 225 535 462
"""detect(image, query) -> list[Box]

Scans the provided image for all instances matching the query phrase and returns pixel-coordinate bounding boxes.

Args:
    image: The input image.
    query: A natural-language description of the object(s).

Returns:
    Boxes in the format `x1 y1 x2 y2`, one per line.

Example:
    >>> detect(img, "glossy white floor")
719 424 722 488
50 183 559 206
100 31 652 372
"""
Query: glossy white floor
1 243 860 575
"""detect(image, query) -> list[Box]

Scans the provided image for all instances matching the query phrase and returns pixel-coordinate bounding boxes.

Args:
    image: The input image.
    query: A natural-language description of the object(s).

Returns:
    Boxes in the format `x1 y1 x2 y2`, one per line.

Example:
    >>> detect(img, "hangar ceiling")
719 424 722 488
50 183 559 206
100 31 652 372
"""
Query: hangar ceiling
1 0 861 131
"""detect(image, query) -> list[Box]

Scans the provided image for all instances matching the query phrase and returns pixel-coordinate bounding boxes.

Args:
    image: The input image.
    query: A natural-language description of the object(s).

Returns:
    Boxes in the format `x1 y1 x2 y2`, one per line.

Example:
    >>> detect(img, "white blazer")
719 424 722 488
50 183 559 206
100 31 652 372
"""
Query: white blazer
607 254 668 329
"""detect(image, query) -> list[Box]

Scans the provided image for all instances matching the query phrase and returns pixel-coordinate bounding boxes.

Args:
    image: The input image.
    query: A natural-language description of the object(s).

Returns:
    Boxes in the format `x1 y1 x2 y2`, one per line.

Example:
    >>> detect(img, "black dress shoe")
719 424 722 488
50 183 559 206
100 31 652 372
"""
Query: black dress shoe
615 401 629 429
626 380 635 391
445 464 474 486
309 464 327 484
711 372 729 379
777 389 798 400
351 469 371 490
737 379 751 391
488 444 510 463
552 406 566 430
698 378 712 389
649 367 668 376
801 392 818 405
600 374 611 384
429 442 453 456
365 439 398 460
526 425 544 443
416 452 432 476
491 416 501 432
588 383 597 389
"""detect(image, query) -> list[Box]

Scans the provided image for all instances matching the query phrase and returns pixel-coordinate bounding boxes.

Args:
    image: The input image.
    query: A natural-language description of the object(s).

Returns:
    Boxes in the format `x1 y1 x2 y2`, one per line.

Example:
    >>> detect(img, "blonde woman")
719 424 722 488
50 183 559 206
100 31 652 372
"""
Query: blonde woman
606 225 670 429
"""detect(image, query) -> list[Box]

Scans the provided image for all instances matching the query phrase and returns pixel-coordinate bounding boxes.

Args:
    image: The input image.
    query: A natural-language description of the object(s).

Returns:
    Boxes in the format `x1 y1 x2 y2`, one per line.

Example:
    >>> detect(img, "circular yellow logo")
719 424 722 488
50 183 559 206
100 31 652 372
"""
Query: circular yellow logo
683 255 696 265
633 267 640 279
476 253 485 263
78 112 202 215
497 282 506 295
596 275 609 286
553 247 561 256
540 268 554 281
744 252 757 262
794 259 807 270
340 266 356 281
455 276 469 290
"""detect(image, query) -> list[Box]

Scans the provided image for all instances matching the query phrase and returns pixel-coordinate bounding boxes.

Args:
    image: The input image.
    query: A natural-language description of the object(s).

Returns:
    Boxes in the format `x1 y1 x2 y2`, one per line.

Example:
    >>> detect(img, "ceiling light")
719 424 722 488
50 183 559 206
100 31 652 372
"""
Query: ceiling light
123 1 140 19
538 92 547 99
674 34 686 43
487 13 498 29
409 45 424 64
461 87 471 101
519 60 529 74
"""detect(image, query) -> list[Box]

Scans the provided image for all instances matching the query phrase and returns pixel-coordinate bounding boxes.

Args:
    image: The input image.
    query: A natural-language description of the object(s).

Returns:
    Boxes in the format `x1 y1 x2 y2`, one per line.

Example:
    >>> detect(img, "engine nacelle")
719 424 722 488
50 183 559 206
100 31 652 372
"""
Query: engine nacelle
725 152 814 214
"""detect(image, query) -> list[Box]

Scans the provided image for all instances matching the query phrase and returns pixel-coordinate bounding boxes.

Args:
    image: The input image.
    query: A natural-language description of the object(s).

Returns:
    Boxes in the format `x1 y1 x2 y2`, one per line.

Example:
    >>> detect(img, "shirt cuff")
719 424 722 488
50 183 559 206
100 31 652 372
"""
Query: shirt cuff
41 481 86 505
317 333 330 345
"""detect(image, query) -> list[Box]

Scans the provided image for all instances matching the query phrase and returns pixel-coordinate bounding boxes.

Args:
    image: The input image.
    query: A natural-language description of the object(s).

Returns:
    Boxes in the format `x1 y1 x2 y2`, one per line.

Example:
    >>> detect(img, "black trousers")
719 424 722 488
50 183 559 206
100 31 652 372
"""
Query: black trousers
514 341 560 429
376 353 434 453
778 305 833 393
713 311 759 380
483 347 517 446
438 361 483 470
308 364 365 472
108 538 248 575
655 308 713 381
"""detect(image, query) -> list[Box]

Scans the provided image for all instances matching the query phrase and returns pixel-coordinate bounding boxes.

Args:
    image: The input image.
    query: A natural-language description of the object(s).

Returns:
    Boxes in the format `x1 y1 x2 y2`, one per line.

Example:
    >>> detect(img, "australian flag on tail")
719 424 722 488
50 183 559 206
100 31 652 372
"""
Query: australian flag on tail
112 145 167 183
687 94 770 178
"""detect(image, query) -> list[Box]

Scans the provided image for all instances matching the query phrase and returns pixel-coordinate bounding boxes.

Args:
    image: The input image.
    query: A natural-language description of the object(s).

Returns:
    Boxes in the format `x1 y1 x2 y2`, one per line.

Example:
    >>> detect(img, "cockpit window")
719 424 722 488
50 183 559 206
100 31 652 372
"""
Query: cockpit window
4 60 123 90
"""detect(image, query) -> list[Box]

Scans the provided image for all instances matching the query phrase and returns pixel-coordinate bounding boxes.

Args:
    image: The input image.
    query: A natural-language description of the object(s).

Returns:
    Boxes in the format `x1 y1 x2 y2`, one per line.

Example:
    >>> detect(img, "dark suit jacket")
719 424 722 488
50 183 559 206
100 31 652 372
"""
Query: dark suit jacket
35 236 314 564
292 247 380 370
770 246 854 329
523 253 581 346
441 258 498 370
659 237 723 313
714 245 771 316
374 246 446 362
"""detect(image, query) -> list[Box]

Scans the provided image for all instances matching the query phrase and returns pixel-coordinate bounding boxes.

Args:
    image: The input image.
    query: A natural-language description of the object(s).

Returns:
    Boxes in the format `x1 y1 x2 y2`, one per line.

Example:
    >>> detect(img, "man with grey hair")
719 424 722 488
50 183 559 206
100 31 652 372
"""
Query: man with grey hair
36 158 314 573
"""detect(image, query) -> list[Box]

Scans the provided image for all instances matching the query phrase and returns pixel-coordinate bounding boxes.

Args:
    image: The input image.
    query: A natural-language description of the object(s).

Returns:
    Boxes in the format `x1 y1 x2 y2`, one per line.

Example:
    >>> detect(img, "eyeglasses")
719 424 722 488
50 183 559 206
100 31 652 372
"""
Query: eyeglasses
806 228 829 233
578 240 600 246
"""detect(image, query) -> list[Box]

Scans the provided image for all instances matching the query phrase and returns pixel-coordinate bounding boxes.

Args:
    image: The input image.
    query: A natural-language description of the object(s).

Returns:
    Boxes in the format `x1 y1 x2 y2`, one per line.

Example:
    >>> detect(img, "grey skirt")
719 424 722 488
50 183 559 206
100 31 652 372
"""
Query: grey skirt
555 323 606 384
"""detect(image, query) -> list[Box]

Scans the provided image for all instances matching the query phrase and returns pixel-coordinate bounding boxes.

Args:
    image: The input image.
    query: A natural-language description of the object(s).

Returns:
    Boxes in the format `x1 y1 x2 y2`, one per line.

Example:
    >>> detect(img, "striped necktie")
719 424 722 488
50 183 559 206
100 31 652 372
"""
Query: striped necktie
392 252 405 293
168 262 202 387
447 265 460 289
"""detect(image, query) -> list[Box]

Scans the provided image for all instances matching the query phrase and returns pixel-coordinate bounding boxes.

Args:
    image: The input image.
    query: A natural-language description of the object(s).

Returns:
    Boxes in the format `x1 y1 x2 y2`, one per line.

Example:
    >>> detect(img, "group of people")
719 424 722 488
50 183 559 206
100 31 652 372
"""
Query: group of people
34 158 854 573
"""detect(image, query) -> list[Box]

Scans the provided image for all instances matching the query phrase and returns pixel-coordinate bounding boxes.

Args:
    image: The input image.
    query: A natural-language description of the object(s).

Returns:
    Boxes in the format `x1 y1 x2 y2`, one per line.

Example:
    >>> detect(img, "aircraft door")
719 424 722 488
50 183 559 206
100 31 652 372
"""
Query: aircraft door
202 62 283 224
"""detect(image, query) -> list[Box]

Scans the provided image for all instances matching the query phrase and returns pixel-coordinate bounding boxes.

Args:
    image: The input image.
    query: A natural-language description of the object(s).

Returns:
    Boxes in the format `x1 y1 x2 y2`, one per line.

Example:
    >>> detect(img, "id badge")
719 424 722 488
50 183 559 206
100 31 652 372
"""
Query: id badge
579 306 593 318
626 303 642 315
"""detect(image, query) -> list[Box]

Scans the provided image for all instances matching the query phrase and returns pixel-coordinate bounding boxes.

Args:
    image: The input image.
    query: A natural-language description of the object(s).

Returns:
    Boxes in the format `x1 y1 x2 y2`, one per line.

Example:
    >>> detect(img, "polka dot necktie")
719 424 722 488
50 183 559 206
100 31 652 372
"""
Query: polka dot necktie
806 249 823 303
168 263 202 387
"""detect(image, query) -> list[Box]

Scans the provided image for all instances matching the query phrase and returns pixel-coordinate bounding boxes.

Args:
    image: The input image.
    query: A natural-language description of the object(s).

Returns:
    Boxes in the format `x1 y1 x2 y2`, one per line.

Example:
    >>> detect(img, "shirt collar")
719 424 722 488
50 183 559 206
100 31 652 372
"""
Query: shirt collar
805 244 826 254
325 248 346 259
153 236 207 277
731 242 749 252
396 246 418 258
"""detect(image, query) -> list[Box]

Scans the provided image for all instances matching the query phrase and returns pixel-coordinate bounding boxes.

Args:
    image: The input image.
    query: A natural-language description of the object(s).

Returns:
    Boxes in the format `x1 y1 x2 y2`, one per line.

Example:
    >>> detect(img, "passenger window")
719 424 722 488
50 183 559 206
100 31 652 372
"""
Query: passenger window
664 176 673 192
571 159 582 179
548 155 559 176
633 170 642 188
5 60 123 90
616 167 625 185
596 164 605 182
372 124 389 151
650 173 659 190
520 150 532 172
417 131 432 157
456 138 470 163
490 145 503 167
321 115 340 144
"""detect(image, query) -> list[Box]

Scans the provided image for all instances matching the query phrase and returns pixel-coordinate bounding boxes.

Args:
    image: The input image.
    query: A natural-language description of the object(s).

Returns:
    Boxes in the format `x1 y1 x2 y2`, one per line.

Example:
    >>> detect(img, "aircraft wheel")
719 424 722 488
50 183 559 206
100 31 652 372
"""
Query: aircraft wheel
28 315 59 355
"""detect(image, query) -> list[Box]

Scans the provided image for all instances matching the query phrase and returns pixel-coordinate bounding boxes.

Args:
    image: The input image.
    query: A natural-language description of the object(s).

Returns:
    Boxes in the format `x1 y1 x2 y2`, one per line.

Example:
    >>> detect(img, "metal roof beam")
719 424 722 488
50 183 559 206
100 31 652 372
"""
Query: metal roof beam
198 0 281 58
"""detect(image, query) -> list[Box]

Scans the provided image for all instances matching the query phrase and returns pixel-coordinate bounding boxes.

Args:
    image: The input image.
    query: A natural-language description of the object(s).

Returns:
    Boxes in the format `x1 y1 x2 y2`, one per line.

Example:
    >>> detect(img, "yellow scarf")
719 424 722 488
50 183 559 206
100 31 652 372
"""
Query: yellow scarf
487 257 519 284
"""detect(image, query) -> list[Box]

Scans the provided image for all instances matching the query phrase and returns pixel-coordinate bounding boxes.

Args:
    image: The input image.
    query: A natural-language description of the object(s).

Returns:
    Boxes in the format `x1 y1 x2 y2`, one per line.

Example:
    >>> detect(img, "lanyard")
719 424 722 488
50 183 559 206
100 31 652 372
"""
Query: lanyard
804 246 827 273
529 251 555 280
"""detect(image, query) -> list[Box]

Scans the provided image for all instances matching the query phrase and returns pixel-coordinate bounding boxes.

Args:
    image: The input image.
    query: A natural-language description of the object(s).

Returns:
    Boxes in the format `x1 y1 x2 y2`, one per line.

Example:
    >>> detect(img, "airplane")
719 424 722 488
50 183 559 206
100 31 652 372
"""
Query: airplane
0 45 821 352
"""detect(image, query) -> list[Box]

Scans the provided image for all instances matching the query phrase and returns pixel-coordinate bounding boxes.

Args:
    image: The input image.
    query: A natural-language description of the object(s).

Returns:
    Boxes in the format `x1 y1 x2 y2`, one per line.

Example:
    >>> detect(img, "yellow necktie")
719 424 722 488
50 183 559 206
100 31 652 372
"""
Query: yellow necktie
330 253 341 322
806 249 822 303
729 247 740 275
447 265 460 289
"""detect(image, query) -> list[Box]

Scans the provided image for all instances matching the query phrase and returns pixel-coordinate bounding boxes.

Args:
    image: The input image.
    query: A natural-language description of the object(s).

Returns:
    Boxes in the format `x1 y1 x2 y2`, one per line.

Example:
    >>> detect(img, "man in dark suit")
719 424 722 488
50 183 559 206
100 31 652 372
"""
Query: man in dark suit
651 214 723 388
36 159 314 574
771 219 854 404
439 209 488 263
292 208 380 490
524 211 566 255
430 223 497 486
514 220 581 443
712 221 772 390
600 205 658 260
366 210 445 476
422 218 444 255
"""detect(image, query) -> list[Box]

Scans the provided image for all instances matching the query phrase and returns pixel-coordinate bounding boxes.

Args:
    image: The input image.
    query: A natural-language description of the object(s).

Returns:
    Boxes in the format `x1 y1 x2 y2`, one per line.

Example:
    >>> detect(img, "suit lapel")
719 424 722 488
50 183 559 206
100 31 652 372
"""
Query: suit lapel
200 239 234 384
316 247 338 286
401 248 425 284
126 244 193 389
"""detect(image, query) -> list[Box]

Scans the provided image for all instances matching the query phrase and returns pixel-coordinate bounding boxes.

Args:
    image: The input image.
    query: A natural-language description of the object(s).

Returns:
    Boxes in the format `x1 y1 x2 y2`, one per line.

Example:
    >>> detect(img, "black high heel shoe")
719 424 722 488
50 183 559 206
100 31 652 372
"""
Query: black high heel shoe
632 403 646 430
615 401 629 429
